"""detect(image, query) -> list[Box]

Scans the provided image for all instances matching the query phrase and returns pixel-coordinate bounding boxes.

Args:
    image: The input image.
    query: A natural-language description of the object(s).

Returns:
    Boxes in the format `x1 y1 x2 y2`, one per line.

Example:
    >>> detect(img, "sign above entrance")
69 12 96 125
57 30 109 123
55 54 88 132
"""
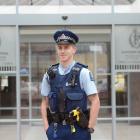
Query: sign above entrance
0 27 16 74
115 26 140 72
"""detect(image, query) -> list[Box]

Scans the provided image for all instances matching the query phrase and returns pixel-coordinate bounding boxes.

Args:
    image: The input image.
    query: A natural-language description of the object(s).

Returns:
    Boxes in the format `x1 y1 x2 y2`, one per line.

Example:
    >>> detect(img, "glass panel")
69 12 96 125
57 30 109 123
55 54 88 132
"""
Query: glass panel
99 108 112 118
76 42 111 75
0 110 16 119
0 0 16 5
76 43 96 74
0 76 16 118
96 42 111 73
0 26 16 71
19 0 137 6
21 42 111 118
0 76 16 139
97 75 111 118
19 0 112 5
20 43 57 118
31 43 56 116
115 73 128 117
20 44 29 108
0 0 16 14
115 0 136 5
115 25 140 140
128 72 140 118
0 26 16 140
115 24 140 117
20 0 31 5
115 0 140 13
32 108 41 118
2 0 133 5
116 72 140 140
21 109 29 119
20 26 112 140
97 75 111 106
20 76 29 107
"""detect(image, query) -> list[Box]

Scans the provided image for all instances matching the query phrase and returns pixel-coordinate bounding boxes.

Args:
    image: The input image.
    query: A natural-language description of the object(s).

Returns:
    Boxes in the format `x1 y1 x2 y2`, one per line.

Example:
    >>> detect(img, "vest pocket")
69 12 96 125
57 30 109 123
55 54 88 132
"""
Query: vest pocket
48 92 57 112
66 92 84 112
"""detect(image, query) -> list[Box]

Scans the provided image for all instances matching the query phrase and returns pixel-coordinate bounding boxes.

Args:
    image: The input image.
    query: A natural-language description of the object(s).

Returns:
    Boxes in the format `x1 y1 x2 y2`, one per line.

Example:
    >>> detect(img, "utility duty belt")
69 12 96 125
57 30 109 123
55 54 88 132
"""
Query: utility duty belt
47 107 89 129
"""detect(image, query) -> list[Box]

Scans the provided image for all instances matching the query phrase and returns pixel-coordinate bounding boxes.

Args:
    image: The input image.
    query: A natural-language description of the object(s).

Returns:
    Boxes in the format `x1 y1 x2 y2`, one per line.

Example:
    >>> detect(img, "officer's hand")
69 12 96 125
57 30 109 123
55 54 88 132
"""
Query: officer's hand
88 128 95 133
88 123 95 133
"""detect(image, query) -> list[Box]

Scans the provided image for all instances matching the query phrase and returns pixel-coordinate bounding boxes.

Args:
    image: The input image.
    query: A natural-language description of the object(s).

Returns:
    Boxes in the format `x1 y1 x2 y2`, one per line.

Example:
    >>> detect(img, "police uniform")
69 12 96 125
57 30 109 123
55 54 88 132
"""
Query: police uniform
41 30 98 140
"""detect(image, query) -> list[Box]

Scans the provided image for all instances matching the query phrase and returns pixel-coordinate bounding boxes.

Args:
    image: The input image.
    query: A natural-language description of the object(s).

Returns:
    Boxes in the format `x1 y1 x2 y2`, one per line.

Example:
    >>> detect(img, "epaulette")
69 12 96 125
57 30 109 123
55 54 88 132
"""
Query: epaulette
45 63 59 74
49 63 59 71
47 63 59 79
76 62 88 68
51 63 59 67
69 62 88 87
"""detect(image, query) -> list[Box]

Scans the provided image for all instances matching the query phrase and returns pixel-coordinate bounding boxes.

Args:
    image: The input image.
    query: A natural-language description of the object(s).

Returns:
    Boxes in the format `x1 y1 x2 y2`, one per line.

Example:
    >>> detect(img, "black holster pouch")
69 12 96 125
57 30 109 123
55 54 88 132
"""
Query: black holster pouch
47 108 65 124
77 109 89 129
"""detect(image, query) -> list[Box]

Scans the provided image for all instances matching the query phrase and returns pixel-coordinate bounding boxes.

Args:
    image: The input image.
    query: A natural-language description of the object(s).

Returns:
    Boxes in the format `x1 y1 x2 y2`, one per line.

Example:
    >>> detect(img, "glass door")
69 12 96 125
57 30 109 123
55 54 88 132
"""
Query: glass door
20 25 112 140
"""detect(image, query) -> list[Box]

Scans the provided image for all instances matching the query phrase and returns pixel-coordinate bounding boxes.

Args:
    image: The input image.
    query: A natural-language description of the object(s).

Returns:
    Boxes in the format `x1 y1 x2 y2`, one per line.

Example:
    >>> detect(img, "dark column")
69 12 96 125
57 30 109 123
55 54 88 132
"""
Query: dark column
0 77 16 116
129 73 140 124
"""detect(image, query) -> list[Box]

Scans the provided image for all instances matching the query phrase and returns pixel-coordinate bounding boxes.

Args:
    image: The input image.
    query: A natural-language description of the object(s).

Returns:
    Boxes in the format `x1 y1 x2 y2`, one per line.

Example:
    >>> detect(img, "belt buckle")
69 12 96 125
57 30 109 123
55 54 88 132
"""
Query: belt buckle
62 119 66 125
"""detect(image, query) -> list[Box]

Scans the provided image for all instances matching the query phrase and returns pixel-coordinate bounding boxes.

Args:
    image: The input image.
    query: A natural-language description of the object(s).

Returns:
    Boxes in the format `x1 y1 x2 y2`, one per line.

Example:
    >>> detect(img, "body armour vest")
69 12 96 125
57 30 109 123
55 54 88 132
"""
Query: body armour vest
47 62 88 113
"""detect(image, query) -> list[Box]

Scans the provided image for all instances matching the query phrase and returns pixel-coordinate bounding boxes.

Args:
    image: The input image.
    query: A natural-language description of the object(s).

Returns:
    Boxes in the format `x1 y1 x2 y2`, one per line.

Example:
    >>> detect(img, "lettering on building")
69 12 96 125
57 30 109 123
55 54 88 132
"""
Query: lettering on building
129 28 140 49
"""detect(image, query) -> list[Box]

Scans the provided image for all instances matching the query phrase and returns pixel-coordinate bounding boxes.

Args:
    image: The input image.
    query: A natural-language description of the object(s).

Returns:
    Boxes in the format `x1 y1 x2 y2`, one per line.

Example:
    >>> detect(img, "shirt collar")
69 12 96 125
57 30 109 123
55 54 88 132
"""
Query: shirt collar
59 61 76 75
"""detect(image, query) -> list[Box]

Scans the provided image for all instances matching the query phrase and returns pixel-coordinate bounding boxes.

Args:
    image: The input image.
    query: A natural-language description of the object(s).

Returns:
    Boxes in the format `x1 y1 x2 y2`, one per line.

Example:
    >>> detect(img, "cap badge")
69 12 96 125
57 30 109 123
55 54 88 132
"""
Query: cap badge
57 34 75 43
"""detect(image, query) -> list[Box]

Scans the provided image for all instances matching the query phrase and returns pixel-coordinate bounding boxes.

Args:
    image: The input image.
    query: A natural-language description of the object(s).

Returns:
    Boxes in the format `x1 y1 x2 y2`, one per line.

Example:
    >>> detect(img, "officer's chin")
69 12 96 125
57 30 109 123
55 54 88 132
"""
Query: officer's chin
60 57 67 62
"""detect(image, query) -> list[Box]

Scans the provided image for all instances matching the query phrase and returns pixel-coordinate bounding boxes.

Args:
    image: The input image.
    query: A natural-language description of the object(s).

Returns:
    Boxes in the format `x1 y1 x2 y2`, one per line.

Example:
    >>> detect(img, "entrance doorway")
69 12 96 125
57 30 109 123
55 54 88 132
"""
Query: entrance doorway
20 25 112 119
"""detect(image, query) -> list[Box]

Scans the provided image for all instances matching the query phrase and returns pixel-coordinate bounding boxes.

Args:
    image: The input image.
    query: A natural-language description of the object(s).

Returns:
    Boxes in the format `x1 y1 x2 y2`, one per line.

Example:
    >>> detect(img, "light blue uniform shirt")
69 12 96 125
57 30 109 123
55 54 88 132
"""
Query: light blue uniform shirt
41 61 98 96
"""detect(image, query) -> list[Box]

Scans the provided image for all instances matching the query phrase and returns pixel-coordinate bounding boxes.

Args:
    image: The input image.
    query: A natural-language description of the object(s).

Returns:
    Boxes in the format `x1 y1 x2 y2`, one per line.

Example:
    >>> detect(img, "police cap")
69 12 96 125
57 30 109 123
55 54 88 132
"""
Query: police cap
53 29 79 45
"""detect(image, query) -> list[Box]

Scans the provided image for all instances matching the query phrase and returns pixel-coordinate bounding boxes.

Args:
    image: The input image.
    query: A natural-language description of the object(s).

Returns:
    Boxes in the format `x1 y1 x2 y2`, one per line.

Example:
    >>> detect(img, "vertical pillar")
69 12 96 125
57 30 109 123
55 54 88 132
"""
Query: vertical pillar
28 43 32 125
111 0 117 140
16 24 21 140
16 0 21 140
129 73 140 124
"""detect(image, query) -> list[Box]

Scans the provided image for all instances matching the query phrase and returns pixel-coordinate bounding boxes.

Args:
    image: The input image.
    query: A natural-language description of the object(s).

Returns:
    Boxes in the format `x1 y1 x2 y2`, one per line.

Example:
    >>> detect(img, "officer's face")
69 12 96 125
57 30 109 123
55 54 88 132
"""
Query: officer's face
56 44 77 63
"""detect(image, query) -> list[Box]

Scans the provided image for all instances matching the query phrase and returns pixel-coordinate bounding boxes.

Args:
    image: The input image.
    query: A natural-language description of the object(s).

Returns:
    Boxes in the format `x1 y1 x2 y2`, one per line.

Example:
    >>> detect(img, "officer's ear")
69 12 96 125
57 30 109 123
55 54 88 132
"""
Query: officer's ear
55 45 58 53
72 45 77 54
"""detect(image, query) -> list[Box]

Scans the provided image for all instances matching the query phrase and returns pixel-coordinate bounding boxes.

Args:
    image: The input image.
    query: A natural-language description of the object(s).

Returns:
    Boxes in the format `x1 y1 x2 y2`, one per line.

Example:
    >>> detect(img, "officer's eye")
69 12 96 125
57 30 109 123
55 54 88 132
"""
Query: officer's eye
57 45 70 50
64 45 69 49
58 46 62 50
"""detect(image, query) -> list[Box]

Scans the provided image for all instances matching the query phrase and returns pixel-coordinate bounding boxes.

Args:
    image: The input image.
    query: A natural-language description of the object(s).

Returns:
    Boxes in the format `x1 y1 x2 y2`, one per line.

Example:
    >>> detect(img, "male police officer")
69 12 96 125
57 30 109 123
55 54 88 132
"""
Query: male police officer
40 29 100 140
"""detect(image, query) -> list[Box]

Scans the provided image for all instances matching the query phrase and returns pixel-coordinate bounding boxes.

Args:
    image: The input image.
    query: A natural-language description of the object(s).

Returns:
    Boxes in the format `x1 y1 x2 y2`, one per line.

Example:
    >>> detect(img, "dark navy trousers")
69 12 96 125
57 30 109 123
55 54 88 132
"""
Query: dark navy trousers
46 123 91 140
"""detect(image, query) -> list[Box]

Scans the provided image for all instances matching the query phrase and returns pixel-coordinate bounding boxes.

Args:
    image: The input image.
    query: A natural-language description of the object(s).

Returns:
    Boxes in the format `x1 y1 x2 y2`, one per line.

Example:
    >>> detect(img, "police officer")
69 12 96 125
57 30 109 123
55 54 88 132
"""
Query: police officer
40 29 100 140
